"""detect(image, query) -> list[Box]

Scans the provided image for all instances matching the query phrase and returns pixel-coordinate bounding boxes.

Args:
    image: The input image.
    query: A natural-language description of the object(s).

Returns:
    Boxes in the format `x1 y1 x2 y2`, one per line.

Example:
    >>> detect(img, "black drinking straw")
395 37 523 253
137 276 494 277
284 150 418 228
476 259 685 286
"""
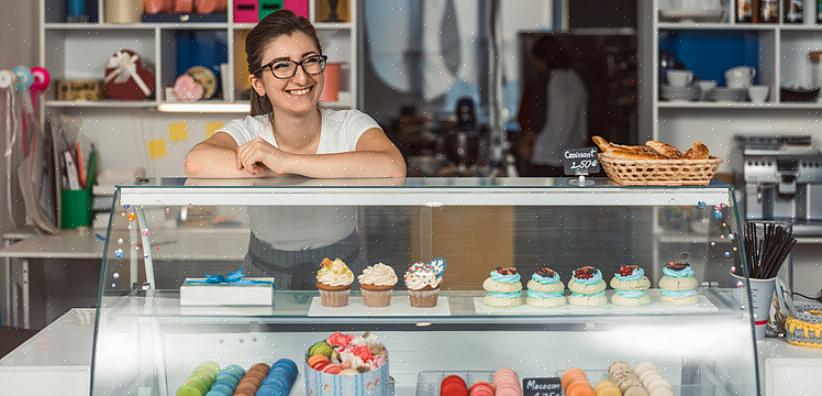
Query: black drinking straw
743 222 796 279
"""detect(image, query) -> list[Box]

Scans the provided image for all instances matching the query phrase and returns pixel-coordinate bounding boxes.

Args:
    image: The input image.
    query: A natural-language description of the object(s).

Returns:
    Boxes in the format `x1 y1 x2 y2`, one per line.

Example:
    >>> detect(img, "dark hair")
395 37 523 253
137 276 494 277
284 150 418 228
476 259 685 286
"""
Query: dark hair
246 10 323 116
531 35 570 70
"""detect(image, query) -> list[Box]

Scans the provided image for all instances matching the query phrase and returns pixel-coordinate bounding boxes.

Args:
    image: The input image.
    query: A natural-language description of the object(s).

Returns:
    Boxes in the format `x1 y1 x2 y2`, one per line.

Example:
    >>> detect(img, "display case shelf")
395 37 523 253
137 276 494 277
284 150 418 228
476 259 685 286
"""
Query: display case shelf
100 288 741 324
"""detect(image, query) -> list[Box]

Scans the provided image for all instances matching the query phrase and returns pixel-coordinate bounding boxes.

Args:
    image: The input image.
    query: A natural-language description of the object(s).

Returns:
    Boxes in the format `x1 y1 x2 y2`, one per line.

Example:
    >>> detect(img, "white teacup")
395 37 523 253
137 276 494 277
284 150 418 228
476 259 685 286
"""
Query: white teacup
667 70 694 87
748 85 770 103
725 66 756 88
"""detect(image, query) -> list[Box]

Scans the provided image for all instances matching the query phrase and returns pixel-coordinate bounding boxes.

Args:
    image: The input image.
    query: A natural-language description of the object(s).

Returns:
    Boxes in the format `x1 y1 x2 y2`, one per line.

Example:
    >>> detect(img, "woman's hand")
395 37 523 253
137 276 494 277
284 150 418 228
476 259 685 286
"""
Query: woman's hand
236 137 290 176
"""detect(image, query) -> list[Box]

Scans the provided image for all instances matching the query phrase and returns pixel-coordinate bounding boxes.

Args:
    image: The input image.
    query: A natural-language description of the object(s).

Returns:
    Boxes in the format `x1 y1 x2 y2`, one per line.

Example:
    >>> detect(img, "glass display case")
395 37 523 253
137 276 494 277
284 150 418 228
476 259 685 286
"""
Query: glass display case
91 177 759 395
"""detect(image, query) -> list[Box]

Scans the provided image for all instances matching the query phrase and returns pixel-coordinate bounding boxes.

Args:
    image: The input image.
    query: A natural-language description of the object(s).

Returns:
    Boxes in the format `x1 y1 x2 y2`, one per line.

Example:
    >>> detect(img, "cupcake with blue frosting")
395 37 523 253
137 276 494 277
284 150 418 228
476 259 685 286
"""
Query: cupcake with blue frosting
525 267 567 307
482 267 523 307
610 265 652 306
659 262 699 305
568 266 607 307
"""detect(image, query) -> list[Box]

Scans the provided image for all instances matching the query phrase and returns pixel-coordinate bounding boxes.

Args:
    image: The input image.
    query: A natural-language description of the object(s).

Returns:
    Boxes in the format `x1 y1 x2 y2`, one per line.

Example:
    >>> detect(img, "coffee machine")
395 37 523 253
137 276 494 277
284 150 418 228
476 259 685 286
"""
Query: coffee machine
731 135 822 236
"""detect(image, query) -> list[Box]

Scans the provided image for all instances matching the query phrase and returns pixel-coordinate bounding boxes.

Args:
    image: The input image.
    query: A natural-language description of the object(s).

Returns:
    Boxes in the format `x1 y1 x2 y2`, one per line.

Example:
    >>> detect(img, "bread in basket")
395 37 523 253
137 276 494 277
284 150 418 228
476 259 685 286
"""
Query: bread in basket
592 135 722 186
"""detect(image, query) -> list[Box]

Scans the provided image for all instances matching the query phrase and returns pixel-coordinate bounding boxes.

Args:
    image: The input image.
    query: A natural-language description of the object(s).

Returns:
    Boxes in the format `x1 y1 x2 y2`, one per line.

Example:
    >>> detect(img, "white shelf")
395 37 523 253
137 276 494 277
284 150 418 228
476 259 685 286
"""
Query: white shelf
657 101 822 109
314 22 353 30
777 24 822 31
44 23 229 30
44 100 158 108
658 22 777 30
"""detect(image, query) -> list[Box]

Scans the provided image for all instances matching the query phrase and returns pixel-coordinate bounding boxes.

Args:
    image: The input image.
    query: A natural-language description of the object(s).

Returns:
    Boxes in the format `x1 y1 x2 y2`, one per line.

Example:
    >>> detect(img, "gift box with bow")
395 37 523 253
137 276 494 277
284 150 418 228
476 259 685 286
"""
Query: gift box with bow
103 49 156 100
180 268 275 306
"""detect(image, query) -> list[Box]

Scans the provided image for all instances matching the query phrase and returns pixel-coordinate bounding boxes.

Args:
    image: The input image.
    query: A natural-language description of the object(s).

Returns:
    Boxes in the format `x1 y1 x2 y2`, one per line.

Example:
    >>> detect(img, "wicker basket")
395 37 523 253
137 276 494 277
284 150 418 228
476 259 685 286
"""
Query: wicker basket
599 153 723 186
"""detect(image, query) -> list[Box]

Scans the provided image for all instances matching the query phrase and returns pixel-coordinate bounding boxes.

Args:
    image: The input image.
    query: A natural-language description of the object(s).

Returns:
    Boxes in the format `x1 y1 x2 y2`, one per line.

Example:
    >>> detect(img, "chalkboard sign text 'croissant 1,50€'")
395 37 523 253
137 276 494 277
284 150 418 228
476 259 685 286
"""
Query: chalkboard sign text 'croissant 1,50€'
563 147 600 176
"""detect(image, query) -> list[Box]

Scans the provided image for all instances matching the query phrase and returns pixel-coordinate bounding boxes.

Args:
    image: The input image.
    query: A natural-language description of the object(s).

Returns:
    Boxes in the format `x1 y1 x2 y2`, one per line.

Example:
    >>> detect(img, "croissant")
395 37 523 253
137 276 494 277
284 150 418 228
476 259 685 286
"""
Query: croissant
645 140 683 158
683 141 710 159
593 135 658 155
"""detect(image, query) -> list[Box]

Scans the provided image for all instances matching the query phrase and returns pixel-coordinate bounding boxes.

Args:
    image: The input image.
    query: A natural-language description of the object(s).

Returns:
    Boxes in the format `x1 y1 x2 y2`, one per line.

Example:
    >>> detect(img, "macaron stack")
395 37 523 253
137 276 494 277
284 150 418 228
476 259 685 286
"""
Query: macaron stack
256 359 299 396
233 363 269 395
561 368 595 396
594 380 621 396
439 375 468 396
176 361 219 396
608 361 649 396
492 368 522 396
467 381 495 396
634 362 673 396
204 364 244 396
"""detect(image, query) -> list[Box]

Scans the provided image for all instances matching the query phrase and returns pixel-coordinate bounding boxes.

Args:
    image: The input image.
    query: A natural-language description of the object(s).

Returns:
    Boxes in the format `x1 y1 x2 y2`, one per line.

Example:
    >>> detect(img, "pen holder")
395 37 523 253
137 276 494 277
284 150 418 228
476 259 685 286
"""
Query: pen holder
61 188 92 229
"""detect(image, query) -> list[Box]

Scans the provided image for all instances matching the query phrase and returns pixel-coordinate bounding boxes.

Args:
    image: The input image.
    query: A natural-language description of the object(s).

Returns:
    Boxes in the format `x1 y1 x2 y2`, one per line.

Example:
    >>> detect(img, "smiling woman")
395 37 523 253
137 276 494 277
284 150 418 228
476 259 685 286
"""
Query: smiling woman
183 10 406 179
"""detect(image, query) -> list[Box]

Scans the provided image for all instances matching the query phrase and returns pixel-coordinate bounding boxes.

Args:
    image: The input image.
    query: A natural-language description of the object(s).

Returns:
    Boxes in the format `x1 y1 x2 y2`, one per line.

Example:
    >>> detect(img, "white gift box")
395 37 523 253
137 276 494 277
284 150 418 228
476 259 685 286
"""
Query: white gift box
179 277 274 306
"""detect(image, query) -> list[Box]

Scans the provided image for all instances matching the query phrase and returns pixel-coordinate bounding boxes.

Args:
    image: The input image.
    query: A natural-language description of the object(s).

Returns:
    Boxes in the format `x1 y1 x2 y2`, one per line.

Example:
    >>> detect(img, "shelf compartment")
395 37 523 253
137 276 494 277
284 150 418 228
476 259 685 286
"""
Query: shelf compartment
44 29 157 101
159 29 229 101
659 29 776 101
780 30 822 91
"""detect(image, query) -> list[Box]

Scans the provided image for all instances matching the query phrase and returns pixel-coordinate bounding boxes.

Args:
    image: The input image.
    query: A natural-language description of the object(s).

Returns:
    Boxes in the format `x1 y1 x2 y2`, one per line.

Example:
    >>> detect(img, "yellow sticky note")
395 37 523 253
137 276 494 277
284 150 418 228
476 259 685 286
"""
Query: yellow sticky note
205 121 224 138
147 139 168 160
169 122 189 142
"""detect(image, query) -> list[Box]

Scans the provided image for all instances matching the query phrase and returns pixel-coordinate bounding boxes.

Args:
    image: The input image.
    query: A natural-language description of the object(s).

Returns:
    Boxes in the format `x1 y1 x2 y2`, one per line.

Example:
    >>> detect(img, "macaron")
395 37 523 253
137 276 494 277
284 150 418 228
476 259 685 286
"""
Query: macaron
209 383 233 395
468 381 495 396
562 368 588 390
223 364 245 378
440 375 468 396
307 354 330 369
309 341 334 358
175 384 202 396
204 391 227 396
623 385 650 396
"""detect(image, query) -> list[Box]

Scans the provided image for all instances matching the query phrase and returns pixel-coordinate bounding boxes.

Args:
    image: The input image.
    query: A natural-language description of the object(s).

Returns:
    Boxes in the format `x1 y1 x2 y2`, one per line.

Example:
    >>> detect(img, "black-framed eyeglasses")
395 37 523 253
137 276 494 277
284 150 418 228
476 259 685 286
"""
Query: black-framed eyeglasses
256 54 328 79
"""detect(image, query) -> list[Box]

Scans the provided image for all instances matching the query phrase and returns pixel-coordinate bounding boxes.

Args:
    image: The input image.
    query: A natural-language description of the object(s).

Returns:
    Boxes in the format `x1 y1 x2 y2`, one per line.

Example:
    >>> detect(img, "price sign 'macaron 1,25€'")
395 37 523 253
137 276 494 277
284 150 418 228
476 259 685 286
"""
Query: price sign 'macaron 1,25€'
522 377 562 396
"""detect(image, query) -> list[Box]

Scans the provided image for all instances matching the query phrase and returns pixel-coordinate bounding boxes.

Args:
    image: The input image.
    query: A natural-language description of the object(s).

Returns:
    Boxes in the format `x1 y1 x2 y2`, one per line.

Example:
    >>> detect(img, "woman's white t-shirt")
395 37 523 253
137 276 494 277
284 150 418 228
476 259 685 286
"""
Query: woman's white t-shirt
218 109 381 251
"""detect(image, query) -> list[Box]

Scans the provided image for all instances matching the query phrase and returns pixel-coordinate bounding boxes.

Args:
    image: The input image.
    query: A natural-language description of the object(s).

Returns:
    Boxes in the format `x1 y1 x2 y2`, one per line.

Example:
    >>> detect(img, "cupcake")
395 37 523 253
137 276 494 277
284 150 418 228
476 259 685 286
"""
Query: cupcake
659 262 698 305
403 258 446 308
568 266 607 307
526 267 566 307
357 263 398 307
610 264 652 306
482 266 523 307
316 257 354 307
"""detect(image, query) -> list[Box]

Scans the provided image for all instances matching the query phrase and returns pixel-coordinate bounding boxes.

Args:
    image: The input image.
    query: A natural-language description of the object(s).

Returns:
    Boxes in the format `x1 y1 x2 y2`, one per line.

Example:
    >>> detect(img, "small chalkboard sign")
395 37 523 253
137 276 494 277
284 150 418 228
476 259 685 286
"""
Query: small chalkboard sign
522 377 562 396
563 147 601 176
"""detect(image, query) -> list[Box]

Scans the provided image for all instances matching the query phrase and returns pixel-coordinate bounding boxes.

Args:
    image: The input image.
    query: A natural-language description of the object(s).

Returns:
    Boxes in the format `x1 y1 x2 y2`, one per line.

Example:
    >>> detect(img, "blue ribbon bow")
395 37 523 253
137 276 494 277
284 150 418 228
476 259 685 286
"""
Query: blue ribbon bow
185 268 273 286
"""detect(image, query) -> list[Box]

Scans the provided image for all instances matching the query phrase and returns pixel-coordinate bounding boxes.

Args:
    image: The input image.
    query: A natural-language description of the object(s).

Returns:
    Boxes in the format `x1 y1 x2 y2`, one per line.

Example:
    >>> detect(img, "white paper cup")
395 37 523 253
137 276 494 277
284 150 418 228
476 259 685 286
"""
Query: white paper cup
731 272 776 340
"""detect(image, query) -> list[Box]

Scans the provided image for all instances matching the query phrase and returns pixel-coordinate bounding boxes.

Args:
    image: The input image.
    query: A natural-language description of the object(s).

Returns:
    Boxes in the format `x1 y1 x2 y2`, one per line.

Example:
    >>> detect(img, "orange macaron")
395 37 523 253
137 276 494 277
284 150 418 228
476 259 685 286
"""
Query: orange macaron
561 368 589 391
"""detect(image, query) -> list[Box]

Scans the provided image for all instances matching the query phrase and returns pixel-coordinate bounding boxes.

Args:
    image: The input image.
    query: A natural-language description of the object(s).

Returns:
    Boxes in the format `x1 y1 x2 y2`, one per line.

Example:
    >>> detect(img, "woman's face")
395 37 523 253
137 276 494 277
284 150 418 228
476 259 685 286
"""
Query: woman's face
250 31 324 116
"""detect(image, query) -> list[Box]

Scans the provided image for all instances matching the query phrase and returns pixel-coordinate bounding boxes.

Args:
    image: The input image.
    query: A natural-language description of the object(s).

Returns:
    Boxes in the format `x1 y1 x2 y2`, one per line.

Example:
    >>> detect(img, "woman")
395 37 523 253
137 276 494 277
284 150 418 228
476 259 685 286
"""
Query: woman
184 11 405 179
184 11 406 288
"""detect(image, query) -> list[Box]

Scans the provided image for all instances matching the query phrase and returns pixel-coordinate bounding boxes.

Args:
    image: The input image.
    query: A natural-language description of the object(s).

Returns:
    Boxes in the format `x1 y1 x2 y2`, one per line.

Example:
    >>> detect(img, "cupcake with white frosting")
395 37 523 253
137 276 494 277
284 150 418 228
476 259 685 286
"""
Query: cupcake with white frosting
358 263 398 307
404 258 446 308
316 257 355 307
